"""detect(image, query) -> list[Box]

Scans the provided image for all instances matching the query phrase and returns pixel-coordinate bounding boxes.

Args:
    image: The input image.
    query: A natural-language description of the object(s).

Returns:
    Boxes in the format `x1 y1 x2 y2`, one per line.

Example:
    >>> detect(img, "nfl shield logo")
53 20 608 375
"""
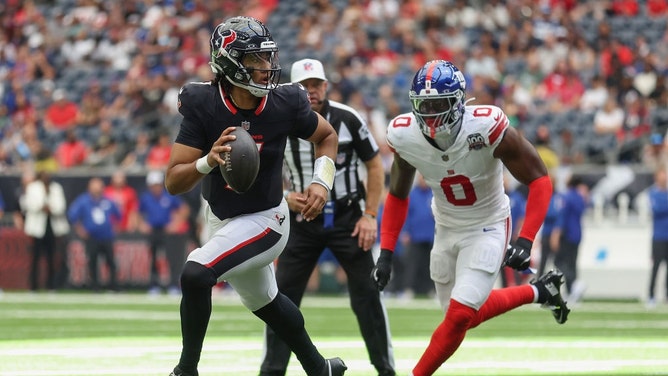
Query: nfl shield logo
241 121 250 130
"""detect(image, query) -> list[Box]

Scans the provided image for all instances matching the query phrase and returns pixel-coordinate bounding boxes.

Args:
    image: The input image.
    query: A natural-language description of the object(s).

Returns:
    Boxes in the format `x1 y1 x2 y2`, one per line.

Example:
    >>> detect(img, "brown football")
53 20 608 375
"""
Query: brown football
220 127 260 193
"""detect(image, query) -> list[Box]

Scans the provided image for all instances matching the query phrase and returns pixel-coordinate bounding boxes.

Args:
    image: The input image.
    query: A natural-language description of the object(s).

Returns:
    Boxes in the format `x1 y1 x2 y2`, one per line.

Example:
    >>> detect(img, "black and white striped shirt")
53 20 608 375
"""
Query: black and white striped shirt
284 99 379 203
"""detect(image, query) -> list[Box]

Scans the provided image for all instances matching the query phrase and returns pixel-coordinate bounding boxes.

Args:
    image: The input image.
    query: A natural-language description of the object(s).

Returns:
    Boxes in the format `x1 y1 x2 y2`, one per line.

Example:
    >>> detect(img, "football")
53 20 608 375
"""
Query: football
220 127 260 193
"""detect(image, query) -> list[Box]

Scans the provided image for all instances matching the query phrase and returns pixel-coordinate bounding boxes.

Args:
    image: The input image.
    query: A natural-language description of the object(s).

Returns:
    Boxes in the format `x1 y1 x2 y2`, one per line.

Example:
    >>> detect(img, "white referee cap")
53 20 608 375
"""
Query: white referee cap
290 58 327 83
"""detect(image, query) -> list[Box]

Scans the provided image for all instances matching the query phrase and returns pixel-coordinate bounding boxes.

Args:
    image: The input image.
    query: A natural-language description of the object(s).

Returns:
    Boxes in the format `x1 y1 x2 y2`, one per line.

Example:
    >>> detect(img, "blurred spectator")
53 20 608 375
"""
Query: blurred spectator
634 58 659 98
54 129 89 169
400 173 435 298
146 131 172 170
84 119 122 167
23 171 70 291
139 170 186 295
537 59 585 112
647 165 668 308
553 128 585 166
11 170 35 231
76 83 105 130
103 170 139 233
551 175 589 304
68 177 121 292
534 124 560 171
647 0 668 16
60 28 96 67
43 89 79 134
11 90 37 126
618 93 651 163
567 36 597 84
590 96 625 163
642 132 668 169
611 0 640 16
599 38 635 89
579 75 609 113
120 130 151 171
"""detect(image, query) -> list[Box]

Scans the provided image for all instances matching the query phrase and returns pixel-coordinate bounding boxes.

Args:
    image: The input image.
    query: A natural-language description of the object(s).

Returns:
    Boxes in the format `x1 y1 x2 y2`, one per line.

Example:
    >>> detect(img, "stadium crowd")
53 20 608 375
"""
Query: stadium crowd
0 0 667 176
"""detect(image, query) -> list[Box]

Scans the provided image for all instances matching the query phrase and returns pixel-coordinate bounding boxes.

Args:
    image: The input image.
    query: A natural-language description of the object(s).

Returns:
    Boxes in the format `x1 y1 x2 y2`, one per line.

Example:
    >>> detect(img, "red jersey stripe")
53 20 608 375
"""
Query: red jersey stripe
489 114 508 145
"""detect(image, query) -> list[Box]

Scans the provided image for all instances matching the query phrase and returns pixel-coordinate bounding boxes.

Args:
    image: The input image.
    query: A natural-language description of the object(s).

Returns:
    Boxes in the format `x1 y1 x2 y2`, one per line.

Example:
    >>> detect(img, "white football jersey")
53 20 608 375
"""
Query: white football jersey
386 105 510 228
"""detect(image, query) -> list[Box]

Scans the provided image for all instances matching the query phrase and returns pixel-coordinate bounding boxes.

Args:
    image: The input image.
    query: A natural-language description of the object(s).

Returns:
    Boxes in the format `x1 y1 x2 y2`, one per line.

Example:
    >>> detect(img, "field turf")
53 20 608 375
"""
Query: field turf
0 291 667 375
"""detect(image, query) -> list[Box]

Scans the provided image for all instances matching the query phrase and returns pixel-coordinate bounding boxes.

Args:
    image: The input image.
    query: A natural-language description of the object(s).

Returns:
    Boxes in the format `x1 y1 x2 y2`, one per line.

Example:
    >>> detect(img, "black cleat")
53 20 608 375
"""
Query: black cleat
532 269 571 324
321 357 347 376
169 366 197 376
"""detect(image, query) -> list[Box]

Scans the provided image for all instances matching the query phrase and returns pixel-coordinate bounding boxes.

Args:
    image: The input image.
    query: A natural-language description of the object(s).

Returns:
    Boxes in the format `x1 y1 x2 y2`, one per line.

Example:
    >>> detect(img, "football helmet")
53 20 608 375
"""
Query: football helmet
209 16 281 97
409 60 467 138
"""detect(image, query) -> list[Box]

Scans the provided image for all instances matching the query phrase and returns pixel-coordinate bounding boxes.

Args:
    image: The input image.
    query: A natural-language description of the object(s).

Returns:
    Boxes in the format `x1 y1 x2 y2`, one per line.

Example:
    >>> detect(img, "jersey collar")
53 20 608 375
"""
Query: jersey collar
218 83 268 116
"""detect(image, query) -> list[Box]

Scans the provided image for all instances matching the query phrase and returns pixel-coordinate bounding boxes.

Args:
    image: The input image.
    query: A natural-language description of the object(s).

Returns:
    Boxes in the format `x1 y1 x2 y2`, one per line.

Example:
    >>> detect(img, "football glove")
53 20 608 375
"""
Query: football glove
371 249 393 291
504 237 532 271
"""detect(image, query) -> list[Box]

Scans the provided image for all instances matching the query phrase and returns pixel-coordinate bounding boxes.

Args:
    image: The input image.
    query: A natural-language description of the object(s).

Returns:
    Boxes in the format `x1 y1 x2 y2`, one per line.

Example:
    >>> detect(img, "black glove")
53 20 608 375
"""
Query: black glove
504 237 532 271
371 249 393 291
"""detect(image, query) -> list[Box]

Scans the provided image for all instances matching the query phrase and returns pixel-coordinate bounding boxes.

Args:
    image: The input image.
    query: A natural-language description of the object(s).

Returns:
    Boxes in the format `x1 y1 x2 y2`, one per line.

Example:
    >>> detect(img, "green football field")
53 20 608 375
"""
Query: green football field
0 291 666 376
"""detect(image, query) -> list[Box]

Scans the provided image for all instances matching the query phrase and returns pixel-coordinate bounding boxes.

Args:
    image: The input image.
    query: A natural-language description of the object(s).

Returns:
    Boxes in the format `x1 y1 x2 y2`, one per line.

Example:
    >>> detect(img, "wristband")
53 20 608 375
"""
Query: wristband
311 156 335 191
363 209 377 219
195 155 214 174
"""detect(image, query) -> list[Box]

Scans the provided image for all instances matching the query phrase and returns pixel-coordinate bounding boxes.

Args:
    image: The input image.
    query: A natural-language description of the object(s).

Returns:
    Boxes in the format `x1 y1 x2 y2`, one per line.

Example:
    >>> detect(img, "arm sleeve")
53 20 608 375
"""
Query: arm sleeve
518 175 552 242
380 192 409 251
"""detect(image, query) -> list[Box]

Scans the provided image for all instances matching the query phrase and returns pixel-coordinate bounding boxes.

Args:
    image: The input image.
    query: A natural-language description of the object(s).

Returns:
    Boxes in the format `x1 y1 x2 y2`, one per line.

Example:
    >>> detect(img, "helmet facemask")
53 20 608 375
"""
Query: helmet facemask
410 89 465 138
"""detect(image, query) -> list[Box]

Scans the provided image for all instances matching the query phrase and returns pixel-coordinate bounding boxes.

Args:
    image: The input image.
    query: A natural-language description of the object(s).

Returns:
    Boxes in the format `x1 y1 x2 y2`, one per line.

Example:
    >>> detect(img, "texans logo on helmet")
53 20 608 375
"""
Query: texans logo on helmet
215 29 237 50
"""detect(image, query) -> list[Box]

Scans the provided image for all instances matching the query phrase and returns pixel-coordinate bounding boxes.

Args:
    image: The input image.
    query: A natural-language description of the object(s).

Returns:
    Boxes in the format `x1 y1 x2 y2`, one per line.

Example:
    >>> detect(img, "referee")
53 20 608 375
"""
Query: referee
259 59 394 376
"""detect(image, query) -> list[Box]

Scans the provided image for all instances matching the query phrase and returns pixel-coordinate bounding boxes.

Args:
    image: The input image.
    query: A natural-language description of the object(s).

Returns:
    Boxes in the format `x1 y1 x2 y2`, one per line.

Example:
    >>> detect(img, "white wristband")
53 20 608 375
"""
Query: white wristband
311 156 335 191
195 155 214 174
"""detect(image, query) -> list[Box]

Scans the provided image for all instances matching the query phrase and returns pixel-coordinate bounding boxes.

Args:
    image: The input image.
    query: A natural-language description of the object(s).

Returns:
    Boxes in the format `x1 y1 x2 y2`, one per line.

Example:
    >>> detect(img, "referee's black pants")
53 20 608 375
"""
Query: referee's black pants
260 206 395 376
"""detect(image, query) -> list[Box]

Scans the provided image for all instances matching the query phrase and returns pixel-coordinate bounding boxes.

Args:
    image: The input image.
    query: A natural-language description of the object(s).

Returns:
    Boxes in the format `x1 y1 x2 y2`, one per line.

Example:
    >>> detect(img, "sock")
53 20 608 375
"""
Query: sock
412 300 476 376
177 262 217 374
468 286 535 329
254 293 325 376
533 278 556 304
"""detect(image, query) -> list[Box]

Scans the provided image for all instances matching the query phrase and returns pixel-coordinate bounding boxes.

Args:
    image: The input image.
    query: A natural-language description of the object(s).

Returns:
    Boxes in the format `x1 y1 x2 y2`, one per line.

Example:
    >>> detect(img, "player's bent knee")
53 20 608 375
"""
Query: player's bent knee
447 299 476 328
180 261 217 288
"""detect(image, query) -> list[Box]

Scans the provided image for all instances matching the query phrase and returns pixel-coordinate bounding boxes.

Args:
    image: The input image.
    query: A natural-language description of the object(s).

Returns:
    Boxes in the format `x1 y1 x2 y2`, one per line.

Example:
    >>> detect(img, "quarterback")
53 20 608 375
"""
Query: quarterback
165 16 346 376
371 60 570 376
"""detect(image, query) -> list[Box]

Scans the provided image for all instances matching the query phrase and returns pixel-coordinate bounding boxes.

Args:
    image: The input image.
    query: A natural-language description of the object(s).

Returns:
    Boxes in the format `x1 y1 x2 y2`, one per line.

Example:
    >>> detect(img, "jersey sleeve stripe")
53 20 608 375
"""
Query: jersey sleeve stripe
488 114 508 145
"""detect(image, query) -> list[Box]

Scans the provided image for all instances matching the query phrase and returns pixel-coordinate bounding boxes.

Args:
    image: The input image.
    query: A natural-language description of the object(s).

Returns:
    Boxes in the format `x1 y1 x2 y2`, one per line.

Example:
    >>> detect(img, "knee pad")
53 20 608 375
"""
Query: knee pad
180 261 217 289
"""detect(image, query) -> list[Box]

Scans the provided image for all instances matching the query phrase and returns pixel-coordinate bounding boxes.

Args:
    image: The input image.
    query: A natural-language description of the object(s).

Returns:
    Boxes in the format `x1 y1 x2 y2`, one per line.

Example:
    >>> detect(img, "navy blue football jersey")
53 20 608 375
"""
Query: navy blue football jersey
175 81 318 220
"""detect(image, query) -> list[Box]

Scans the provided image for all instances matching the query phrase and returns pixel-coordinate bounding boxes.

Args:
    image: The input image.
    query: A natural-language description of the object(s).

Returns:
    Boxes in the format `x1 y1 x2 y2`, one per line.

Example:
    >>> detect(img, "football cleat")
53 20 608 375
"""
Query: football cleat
320 357 347 376
532 269 570 324
169 366 197 376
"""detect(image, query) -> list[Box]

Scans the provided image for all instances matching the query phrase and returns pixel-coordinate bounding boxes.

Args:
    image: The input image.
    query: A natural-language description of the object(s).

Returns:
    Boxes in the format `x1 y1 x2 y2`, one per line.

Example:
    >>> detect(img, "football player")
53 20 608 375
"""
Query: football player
165 16 346 376
372 60 570 376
